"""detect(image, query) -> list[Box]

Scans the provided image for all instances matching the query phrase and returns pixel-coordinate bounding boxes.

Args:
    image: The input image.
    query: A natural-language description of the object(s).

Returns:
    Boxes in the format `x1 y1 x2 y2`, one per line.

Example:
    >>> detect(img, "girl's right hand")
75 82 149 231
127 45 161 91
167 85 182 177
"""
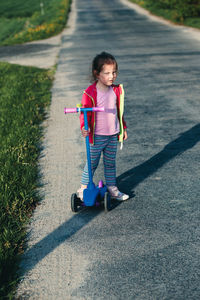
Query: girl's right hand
81 127 90 138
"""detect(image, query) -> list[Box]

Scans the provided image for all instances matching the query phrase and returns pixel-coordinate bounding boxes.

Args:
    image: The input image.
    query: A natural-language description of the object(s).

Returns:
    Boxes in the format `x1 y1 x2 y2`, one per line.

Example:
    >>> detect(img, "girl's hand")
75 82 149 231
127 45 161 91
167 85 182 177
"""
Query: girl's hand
124 130 128 141
82 127 90 138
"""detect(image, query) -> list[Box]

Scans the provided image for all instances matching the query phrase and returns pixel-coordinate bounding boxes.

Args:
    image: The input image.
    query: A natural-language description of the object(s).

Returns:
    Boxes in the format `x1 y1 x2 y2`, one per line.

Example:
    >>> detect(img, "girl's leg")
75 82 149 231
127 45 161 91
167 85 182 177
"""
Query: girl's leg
103 134 118 186
81 135 106 185
103 135 129 201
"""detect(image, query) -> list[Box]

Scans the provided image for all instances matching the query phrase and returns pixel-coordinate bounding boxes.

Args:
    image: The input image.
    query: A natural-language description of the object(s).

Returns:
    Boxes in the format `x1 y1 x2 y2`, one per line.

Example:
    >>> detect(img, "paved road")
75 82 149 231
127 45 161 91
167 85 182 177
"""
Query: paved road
17 0 200 299
0 34 61 68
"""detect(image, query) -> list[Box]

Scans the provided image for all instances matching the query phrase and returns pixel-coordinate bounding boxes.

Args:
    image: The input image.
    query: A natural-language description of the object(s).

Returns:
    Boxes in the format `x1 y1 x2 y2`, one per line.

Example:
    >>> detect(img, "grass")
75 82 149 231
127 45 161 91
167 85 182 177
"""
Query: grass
0 62 54 298
0 0 72 296
130 0 200 29
0 0 72 46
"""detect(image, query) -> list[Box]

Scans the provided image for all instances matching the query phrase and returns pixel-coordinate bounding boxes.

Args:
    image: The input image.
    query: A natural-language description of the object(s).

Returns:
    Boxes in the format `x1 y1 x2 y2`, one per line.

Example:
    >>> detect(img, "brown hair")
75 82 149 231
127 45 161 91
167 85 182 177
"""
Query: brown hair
91 51 118 82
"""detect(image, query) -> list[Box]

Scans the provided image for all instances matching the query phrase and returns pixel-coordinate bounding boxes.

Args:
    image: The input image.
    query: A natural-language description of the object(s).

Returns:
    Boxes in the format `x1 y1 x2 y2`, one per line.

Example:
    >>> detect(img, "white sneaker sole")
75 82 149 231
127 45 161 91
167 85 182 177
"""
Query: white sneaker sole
111 194 129 201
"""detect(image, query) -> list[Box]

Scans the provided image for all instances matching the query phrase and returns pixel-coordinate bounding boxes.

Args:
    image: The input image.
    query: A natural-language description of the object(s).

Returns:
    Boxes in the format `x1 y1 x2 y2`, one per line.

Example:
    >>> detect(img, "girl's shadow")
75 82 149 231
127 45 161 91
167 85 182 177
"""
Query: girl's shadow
117 123 200 195
18 124 200 278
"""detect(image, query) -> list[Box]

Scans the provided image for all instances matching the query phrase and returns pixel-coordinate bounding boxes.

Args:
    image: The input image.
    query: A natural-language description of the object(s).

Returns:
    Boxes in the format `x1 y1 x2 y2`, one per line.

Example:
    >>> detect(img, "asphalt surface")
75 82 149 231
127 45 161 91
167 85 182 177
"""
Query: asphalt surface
0 34 62 68
16 0 200 299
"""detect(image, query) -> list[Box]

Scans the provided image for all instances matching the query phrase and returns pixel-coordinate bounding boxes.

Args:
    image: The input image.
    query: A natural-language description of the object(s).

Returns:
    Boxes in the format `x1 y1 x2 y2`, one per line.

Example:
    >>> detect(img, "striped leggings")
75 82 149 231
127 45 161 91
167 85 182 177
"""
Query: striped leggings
81 134 118 186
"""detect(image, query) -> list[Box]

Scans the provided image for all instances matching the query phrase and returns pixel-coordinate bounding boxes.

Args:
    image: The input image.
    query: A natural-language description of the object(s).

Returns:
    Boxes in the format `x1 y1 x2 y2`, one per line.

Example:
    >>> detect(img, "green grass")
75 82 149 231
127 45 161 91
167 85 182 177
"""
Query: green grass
0 0 72 297
0 62 54 298
0 0 71 46
130 0 200 29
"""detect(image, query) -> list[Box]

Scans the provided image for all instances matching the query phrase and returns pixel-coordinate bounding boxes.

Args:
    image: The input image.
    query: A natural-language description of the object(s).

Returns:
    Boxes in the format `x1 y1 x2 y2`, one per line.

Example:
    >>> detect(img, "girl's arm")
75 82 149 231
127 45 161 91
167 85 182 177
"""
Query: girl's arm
124 129 128 140
79 92 92 131
79 92 94 138
122 116 127 130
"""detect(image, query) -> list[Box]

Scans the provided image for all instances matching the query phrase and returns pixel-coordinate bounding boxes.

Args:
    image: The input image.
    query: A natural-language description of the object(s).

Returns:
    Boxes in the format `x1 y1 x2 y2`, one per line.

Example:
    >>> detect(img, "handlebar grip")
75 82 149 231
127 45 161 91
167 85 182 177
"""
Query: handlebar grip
92 107 105 112
64 108 77 114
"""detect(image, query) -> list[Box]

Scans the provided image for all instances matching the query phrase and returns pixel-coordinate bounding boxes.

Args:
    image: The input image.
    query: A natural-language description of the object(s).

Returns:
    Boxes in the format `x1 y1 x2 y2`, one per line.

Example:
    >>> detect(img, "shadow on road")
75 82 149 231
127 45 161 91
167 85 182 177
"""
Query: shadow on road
19 207 101 277
117 123 200 194
0 43 59 58
19 123 200 277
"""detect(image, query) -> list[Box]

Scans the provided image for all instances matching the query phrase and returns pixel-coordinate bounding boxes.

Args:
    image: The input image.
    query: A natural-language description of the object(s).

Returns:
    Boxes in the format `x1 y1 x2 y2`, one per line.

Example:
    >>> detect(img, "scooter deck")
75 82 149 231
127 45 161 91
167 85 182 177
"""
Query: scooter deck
83 187 99 206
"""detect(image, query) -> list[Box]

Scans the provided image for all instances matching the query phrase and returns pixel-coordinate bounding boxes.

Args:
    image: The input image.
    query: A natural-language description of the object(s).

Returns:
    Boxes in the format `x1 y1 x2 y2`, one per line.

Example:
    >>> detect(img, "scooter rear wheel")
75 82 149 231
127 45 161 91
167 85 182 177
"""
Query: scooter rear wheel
104 191 111 212
71 193 78 212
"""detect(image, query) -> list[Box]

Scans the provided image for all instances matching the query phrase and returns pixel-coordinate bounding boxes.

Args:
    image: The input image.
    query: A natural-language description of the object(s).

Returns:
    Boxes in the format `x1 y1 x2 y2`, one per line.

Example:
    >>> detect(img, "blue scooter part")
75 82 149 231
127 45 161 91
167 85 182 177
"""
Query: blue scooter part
82 109 100 206
64 106 106 208
83 183 99 206
98 180 107 200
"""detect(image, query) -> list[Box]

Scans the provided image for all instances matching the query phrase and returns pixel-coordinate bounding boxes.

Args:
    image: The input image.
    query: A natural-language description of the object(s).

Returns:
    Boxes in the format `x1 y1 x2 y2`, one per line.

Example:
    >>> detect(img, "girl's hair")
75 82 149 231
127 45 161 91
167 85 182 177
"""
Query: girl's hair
91 51 118 82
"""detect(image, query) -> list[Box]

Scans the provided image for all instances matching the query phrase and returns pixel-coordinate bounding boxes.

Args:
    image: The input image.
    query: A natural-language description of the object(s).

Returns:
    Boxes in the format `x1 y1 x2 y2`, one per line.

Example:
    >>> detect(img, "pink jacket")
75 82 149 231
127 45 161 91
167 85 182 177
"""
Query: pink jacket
80 82 127 145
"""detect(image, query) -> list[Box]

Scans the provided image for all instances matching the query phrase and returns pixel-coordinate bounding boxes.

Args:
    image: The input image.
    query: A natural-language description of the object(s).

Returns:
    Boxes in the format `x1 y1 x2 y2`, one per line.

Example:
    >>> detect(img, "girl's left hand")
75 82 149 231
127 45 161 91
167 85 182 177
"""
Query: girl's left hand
124 130 128 140
82 126 90 138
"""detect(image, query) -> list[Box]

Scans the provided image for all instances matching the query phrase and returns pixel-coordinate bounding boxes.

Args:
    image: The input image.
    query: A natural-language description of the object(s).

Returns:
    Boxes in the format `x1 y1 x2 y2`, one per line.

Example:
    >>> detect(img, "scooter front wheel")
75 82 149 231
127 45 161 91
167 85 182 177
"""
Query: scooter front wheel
104 191 111 212
71 193 79 212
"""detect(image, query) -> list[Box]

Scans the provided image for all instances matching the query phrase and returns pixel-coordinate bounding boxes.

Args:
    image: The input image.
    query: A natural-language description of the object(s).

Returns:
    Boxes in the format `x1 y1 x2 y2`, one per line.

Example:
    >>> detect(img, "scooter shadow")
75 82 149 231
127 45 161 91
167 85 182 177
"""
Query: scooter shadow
76 193 135 213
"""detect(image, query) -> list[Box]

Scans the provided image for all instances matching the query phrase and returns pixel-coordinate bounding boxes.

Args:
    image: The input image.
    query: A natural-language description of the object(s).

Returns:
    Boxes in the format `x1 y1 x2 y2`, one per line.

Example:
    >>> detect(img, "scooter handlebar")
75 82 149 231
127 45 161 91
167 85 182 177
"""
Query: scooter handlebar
64 107 105 114
64 108 78 113
92 107 104 112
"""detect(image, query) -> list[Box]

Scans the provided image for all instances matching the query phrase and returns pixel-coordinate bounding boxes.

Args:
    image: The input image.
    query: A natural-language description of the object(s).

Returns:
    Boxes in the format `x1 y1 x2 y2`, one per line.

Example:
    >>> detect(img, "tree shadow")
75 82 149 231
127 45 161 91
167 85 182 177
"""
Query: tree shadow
0 43 59 58
117 123 200 194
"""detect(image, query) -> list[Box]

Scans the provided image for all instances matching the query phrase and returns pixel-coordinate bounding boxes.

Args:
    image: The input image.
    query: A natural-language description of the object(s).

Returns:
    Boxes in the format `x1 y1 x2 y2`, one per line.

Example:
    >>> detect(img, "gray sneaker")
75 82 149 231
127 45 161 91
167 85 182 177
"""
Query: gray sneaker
107 186 129 201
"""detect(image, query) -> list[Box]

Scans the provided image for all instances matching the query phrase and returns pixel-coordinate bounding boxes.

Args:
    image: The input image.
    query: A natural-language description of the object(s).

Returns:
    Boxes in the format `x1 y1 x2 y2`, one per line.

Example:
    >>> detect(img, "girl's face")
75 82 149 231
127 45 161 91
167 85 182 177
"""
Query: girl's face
96 63 117 87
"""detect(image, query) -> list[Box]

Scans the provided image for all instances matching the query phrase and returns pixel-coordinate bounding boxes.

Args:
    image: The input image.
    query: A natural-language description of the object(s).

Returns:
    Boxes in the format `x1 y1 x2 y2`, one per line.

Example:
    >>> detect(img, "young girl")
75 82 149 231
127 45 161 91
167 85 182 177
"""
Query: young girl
78 51 129 201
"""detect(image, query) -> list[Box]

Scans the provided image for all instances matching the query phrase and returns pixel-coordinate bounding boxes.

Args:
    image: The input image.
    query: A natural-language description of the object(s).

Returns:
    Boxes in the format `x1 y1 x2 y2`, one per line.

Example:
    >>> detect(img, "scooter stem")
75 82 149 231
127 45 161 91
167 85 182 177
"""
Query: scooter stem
83 110 95 189
64 106 104 189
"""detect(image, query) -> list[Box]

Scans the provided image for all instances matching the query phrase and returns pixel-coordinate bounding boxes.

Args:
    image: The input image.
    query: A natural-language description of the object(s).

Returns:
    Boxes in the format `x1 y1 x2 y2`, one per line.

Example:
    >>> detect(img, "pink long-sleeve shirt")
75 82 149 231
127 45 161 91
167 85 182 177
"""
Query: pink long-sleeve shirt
95 86 120 135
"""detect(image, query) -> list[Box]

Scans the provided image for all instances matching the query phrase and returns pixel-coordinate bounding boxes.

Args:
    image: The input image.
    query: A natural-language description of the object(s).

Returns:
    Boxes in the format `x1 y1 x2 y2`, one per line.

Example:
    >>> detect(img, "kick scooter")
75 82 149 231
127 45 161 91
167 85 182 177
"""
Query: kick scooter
64 105 111 212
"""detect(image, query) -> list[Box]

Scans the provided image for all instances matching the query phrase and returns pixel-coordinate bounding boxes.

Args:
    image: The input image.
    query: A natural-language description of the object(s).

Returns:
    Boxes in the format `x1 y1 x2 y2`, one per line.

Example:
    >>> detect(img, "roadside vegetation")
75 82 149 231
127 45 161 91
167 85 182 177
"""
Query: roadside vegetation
0 62 54 298
0 0 72 297
0 0 71 46
130 0 200 28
